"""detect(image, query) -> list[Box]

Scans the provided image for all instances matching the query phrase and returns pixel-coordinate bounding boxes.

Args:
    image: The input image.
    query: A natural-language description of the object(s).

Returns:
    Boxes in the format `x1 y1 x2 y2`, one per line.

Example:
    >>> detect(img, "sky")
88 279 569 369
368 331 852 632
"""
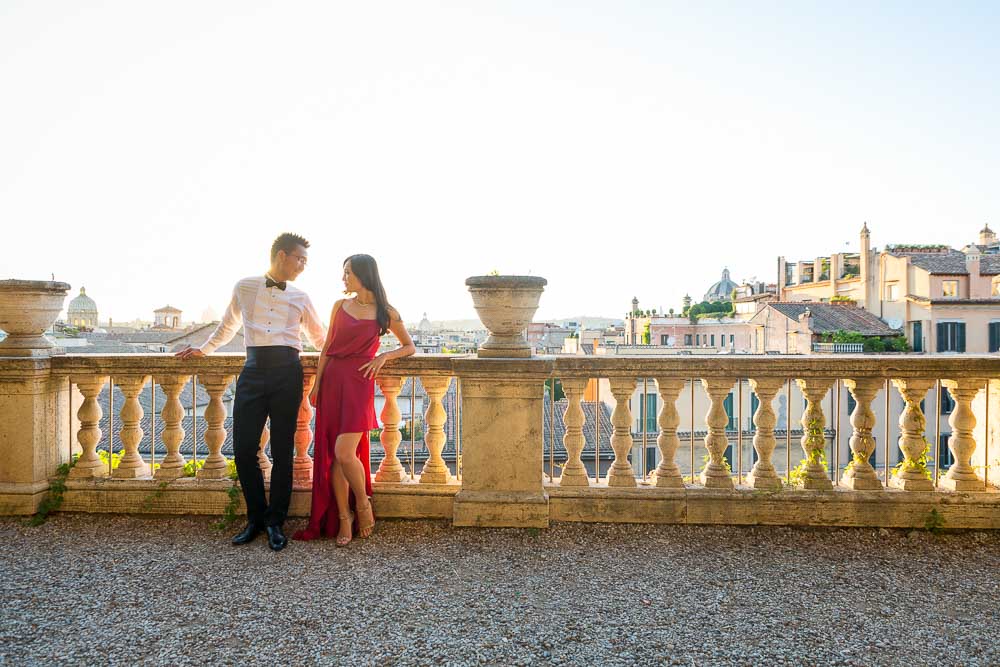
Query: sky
1 1 998 325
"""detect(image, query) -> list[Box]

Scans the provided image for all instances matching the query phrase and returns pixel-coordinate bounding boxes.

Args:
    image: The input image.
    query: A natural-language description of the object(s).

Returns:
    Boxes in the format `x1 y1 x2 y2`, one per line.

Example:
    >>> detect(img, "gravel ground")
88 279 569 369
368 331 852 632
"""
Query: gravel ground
1 516 999 666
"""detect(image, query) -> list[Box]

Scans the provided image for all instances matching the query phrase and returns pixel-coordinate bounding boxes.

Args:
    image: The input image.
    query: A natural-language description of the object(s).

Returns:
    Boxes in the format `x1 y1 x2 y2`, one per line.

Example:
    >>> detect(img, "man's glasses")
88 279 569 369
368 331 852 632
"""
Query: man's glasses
287 253 308 265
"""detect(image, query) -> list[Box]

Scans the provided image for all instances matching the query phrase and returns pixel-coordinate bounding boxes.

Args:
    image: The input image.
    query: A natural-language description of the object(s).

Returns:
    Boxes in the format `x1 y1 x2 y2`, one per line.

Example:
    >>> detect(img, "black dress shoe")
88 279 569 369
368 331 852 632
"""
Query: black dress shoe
231 523 263 545
267 525 288 551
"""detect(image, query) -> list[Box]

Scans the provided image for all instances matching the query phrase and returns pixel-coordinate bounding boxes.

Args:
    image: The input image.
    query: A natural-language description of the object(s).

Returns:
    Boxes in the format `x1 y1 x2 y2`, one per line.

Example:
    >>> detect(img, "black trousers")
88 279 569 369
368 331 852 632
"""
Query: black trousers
232 351 303 528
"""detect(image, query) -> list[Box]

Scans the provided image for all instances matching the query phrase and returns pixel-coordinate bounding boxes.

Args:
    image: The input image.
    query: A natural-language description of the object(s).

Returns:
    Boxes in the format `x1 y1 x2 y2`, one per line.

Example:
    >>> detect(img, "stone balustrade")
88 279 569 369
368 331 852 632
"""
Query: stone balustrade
2 353 1000 529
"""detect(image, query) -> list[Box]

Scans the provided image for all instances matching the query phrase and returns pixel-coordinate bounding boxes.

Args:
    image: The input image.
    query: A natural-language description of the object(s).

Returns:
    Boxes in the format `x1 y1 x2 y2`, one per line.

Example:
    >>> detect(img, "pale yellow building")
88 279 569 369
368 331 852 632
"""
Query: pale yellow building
778 224 1000 353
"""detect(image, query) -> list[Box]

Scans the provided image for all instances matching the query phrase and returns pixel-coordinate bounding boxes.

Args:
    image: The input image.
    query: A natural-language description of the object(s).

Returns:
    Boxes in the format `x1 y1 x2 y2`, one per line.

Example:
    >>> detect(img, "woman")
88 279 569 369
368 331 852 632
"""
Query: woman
293 254 416 546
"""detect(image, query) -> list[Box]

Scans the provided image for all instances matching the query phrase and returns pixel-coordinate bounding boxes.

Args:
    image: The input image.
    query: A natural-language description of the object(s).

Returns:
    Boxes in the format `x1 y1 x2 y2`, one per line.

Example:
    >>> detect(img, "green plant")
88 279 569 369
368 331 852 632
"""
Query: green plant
702 452 732 475
183 459 205 477
832 330 865 345
214 482 242 531
27 456 77 526
842 449 871 477
891 436 932 481
924 508 946 535
140 481 171 513
886 244 949 252
863 337 886 353
487 269 500 276
99 448 125 470
889 336 911 352
791 418 827 486
830 295 854 303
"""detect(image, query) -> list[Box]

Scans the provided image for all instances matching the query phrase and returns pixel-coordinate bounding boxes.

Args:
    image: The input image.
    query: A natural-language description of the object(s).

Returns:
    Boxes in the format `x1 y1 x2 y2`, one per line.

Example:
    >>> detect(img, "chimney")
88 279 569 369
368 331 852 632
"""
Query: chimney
967 253 983 298
860 222 872 311
798 307 812 331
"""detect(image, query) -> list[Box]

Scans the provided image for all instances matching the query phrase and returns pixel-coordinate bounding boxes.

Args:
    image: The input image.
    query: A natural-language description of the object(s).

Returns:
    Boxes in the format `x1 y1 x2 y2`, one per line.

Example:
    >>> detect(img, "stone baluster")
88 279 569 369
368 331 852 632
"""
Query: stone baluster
293 372 317 486
746 378 783 490
940 379 986 491
558 377 590 486
195 375 234 479
651 377 685 488
700 378 735 489
606 378 637 487
68 375 109 479
258 420 272 483
794 378 835 490
153 375 190 480
375 376 407 483
890 379 935 491
112 375 151 478
419 376 453 484
841 378 882 490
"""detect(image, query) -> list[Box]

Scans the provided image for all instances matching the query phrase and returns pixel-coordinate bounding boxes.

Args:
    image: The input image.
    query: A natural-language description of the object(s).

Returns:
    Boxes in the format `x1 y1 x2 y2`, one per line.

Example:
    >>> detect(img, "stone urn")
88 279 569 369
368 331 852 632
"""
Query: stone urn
465 275 547 358
0 280 71 357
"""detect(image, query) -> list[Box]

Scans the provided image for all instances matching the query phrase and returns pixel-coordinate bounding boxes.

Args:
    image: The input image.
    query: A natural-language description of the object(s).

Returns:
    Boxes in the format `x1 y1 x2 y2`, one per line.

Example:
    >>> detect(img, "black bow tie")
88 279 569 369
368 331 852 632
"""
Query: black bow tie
265 277 287 291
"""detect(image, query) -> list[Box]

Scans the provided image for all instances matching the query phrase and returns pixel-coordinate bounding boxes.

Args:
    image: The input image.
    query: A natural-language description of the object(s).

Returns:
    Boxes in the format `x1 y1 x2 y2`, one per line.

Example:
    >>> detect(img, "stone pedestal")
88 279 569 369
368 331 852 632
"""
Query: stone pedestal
452 358 551 528
0 359 72 514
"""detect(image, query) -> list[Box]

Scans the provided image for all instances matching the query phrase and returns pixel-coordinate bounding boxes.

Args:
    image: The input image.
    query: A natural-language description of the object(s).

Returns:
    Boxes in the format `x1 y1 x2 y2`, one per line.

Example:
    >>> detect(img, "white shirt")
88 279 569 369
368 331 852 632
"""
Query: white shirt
200 275 327 354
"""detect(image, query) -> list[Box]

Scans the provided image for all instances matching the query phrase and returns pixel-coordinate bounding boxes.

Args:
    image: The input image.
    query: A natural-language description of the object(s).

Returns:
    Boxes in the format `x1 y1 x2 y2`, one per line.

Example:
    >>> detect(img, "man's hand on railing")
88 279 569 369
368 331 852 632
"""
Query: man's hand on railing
175 346 205 360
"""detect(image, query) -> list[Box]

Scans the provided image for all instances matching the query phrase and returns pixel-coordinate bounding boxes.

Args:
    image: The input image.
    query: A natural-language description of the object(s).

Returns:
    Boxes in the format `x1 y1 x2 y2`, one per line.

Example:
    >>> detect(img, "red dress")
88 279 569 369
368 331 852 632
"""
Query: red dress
294 306 380 541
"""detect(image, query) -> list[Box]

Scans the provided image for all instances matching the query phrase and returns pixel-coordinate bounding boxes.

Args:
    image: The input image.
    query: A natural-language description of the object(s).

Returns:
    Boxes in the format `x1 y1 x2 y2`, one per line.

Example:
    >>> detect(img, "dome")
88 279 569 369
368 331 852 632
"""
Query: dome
68 287 97 312
703 268 738 303
417 312 433 333
67 286 98 329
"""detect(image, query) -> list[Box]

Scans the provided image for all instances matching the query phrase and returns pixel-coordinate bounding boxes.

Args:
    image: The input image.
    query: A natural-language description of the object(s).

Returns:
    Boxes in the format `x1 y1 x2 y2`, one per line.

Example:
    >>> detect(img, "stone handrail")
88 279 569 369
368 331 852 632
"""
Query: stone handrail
2 352 999 529
49 352 1000 379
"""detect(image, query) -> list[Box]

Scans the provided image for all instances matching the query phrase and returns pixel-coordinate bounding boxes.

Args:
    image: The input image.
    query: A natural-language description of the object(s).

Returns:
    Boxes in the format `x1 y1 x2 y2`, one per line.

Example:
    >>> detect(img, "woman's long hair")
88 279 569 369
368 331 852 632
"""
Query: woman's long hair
344 254 391 335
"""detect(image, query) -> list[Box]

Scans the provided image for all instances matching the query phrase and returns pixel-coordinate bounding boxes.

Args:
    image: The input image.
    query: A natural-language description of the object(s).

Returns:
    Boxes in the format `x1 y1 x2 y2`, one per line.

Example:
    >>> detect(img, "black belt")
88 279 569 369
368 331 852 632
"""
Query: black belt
244 346 300 369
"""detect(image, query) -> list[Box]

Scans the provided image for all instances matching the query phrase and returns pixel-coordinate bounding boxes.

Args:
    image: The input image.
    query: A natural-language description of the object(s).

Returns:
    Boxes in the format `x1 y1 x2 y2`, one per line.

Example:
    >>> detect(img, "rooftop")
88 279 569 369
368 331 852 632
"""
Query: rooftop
4 515 998 665
765 302 900 336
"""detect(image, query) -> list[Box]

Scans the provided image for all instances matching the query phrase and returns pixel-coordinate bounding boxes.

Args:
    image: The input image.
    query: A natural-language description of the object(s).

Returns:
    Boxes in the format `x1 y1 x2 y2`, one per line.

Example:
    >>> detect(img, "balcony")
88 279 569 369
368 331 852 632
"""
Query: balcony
2 352 1000 530
812 342 865 354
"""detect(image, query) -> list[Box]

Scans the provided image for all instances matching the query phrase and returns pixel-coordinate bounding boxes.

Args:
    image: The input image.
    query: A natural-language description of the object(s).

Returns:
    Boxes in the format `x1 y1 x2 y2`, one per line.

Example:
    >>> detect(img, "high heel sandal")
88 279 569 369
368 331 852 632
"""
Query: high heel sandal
358 498 375 539
335 512 354 547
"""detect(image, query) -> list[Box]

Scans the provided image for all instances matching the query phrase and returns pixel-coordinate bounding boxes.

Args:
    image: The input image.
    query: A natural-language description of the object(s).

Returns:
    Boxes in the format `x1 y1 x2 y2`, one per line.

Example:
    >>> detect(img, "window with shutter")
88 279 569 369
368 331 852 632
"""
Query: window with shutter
989 322 1000 353
937 322 965 352
941 390 955 414
724 393 735 430
646 393 657 433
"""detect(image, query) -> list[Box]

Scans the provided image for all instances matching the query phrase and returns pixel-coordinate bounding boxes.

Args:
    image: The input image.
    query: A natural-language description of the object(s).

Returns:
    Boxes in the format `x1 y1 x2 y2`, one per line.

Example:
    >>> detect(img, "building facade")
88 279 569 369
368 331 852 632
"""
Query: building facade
778 224 1000 353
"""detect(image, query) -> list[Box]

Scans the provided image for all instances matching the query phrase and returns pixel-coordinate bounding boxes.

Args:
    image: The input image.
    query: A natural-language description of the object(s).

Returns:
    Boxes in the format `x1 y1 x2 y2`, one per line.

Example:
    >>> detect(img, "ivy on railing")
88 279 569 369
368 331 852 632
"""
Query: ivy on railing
27 456 77 526
789 418 827 486
891 438 932 481
214 463 242 531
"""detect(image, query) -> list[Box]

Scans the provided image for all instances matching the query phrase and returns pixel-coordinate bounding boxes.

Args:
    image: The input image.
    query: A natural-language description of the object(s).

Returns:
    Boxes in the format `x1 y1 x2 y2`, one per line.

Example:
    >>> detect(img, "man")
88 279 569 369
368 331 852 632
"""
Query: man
177 233 326 551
